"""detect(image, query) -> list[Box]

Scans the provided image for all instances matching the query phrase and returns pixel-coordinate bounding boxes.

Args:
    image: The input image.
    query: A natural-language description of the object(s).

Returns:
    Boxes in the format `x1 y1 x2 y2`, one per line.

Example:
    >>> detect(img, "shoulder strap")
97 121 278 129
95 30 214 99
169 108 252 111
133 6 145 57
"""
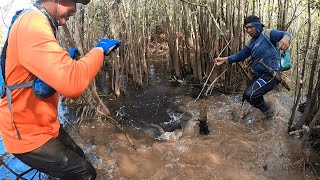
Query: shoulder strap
263 29 272 40
262 29 277 52
6 81 34 140
262 29 282 60
1 8 35 82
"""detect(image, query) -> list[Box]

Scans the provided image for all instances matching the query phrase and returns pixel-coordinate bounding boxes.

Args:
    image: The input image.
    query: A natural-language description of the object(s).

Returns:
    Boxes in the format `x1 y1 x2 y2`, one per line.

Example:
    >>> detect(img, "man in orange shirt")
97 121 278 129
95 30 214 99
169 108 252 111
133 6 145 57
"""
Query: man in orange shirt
0 0 120 179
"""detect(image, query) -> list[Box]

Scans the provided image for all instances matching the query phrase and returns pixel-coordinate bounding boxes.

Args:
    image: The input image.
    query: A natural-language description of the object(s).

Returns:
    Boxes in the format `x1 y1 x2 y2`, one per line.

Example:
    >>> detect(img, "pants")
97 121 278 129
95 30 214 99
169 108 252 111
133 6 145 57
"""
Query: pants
13 126 96 180
243 73 279 112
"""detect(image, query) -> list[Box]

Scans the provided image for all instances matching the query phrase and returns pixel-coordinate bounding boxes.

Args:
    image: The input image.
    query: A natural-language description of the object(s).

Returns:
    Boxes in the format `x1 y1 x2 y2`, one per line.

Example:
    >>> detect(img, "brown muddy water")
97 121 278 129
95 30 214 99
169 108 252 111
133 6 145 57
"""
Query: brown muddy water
0 67 318 179
66 91 319 180
61 62 320 180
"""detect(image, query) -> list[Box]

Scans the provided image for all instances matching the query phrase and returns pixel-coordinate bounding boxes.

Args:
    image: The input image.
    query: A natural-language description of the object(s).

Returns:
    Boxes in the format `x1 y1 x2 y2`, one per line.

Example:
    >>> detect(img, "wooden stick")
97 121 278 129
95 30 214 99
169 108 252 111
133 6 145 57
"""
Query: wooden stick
78 94 137 150
88 83 111 115
288 125 320 135
288 128 308 135
97 109 137 150
205 68 228 96
193 40 231 102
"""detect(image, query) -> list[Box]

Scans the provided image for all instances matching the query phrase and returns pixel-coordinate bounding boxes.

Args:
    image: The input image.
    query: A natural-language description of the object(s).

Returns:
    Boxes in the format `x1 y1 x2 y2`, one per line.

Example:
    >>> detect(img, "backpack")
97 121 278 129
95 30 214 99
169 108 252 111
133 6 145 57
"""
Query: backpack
262 29 292 71
0 9 35 140
0 7 57 140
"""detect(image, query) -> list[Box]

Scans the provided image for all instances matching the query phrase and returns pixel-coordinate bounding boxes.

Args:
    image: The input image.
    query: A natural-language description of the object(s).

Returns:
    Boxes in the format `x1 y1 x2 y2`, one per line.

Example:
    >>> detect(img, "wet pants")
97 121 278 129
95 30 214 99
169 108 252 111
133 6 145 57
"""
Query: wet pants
13 126 96 180
243 73 279 112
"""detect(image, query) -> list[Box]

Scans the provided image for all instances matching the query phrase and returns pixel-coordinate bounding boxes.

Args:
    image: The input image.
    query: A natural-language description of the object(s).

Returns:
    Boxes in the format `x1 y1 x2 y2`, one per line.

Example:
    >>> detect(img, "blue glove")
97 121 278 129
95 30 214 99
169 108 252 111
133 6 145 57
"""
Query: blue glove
96 38 120 55
68 48 79 59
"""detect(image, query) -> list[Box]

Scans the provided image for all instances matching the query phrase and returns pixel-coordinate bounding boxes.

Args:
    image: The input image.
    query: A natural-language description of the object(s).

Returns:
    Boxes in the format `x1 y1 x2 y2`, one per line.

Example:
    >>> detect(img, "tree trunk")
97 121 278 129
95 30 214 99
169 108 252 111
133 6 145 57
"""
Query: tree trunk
289 1 312 131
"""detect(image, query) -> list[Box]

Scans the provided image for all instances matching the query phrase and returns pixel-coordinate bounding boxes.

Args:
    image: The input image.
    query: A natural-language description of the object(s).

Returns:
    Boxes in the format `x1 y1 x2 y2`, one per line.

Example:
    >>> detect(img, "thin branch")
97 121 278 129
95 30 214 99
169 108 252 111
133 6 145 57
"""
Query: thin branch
179 0 231 49
96 109 137 151
194 40 231 102
179 0 206 7
285 3 307 30
205 68 228 96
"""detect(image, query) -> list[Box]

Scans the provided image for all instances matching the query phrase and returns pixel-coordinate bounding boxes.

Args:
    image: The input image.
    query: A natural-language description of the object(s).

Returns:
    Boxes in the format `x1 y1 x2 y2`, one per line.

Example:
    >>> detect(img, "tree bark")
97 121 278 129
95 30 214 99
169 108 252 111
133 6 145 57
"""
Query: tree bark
289 1 311 131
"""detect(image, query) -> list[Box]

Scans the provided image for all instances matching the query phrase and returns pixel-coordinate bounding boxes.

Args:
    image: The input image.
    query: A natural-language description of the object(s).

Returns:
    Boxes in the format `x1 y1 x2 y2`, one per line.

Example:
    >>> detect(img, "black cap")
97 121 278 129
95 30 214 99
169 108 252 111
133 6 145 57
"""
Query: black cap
75 0 90 5
244 15 261 25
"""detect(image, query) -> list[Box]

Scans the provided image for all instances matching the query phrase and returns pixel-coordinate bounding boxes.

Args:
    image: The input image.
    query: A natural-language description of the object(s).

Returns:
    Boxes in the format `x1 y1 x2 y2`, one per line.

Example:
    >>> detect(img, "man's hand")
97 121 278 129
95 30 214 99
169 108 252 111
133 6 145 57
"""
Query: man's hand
214 57 228 66
96 38 120 55
278 35 290 50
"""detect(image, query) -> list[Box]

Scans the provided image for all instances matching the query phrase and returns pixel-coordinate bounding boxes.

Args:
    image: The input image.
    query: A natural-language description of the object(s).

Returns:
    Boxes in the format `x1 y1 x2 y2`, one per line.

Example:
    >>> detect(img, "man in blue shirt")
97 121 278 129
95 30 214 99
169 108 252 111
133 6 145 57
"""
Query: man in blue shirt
215 15 291 120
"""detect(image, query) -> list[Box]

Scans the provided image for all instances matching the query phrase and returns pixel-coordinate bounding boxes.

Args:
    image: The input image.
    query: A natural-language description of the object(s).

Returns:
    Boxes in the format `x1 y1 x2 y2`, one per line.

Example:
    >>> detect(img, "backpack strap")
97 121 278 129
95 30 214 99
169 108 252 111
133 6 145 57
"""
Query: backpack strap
262 29 278 52
6 81 34 140
263 29 272 39
262 29 282 60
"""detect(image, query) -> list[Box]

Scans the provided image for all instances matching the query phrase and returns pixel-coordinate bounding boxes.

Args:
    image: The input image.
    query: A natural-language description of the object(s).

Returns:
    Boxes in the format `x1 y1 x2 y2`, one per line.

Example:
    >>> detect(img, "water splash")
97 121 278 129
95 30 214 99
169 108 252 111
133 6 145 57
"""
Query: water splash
156 130 183 141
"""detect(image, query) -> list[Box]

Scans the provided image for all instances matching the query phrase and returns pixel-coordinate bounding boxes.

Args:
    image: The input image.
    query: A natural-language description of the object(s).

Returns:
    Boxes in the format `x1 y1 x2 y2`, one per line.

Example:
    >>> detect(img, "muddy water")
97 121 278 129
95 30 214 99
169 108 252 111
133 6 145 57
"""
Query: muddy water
104 63 185 132
64 62 319 179
67 92 317 180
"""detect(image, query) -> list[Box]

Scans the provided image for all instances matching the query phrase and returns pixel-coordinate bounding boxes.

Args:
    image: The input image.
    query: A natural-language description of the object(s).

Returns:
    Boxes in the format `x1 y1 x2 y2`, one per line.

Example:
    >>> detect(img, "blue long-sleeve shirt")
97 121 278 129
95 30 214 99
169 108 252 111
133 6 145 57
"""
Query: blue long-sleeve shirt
228 29 291 78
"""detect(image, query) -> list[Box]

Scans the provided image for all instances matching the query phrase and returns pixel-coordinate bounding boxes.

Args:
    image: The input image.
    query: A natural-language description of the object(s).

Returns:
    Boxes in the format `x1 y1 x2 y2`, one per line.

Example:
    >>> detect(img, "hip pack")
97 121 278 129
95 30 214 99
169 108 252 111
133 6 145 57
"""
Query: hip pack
262 29 292 71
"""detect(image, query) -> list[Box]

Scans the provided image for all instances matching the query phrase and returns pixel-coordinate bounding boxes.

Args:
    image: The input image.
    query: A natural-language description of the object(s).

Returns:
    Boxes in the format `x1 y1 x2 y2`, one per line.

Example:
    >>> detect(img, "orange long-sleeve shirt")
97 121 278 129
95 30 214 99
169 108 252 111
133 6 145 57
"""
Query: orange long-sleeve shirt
0 9 104 153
